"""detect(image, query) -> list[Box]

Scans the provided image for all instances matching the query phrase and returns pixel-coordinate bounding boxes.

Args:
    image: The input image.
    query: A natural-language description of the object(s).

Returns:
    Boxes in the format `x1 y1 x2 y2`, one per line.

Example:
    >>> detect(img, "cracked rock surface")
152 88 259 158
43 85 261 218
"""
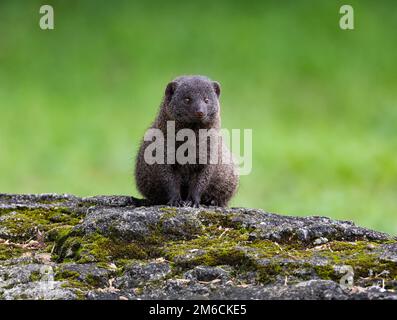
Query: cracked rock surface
0 193 396 300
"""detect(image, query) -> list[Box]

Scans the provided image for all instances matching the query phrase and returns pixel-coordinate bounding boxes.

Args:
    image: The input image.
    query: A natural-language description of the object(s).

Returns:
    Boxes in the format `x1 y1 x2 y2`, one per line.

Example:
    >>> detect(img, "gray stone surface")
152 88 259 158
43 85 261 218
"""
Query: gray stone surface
0 193 396 300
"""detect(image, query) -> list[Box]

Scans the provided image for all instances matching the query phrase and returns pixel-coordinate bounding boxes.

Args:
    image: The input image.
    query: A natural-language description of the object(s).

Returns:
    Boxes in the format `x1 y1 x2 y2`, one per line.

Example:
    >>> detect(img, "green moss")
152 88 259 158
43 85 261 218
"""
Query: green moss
134 287 144 295
327 240 379 252
256 263 285 284
0 243 23 260
313 265 335 280
198 210 243 229
163 226 251 269
55 269 80 281
307 241 397 281
60 280 89 299
159 207 178 217
56 268 91 297
37 198 68 205
55 268 105 289
55 232 151 263
84 274 103 287
164 234 397 284
0 207 81 241
248 240 290 257
344 253 396 279
29 271 42 282
85 235 148 262
95 261 117 270
253 240 397 283
61 279 88 289
46 225 74 242
164 231 307 284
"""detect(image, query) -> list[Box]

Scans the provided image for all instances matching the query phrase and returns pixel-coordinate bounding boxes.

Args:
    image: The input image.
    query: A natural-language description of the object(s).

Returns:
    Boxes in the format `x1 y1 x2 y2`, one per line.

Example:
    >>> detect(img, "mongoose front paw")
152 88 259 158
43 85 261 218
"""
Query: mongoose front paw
183 200 200 208
184 194 201 208
167 195 184 207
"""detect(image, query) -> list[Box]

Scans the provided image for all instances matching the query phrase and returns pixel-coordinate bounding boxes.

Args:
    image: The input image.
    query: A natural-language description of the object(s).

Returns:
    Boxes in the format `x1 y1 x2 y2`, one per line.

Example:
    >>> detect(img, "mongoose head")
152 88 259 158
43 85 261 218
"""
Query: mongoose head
163 75 221 126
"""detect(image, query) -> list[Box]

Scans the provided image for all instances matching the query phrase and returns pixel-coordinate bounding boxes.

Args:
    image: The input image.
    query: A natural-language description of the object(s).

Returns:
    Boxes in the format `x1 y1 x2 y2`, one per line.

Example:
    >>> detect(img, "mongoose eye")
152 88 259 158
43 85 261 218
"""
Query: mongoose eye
184 97 191 104
204 98 209 104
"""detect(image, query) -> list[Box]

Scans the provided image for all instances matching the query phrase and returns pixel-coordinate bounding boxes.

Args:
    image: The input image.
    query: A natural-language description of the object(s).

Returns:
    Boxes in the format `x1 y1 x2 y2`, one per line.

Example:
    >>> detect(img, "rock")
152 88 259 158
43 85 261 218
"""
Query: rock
1 281 77 300
73 206 203 242
0 258 77 300
313 237 328 245
377 243 397 263
0 193 396 300
86 290 136 300
184 266 231 282
114 260 172 289
56 263 114 288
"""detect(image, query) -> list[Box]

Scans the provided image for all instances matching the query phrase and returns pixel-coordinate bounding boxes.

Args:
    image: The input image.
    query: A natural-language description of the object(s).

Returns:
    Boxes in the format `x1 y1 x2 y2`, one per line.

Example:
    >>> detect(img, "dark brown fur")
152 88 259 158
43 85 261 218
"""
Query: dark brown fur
135 75 238 207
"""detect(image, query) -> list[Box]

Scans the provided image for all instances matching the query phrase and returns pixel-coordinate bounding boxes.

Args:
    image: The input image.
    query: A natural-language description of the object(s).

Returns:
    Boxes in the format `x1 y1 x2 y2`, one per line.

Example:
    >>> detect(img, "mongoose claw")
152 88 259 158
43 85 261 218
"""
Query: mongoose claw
167 196 184 207
184 198 201 208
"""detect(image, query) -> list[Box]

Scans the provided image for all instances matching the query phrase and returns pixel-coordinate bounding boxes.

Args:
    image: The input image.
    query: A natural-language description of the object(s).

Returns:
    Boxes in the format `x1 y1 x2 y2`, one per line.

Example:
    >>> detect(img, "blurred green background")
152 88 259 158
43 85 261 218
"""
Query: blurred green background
0 1 396 233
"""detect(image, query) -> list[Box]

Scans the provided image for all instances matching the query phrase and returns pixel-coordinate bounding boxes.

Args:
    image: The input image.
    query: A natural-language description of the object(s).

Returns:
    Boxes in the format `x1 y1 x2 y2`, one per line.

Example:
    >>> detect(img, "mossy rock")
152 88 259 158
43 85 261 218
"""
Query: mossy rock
0 193 396 300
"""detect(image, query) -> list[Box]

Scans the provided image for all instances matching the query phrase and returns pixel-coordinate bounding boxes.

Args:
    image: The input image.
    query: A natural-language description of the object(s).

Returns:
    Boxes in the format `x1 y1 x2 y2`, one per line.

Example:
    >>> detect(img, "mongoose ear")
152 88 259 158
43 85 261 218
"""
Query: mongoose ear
165 81 177 102
212 81 221 98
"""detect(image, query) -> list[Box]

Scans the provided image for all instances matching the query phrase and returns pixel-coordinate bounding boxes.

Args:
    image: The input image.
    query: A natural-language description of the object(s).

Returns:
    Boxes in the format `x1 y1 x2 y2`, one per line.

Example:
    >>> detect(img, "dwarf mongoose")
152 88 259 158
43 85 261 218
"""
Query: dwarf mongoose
135 75 238 207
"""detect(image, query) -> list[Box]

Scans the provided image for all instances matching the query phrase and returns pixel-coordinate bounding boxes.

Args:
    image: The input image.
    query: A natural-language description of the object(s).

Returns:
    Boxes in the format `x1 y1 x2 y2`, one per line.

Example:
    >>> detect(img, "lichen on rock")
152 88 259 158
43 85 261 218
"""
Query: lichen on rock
0 193 396 300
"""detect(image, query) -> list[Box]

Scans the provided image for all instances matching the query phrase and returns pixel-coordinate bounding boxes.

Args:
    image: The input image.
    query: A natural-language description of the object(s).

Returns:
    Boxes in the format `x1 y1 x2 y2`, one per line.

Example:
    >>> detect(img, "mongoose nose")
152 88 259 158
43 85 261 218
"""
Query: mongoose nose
195 111 204 118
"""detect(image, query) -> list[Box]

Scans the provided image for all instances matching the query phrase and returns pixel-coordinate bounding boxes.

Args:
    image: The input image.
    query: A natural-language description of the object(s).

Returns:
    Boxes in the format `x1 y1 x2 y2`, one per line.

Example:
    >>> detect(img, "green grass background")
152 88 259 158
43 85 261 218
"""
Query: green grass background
0 1 396 233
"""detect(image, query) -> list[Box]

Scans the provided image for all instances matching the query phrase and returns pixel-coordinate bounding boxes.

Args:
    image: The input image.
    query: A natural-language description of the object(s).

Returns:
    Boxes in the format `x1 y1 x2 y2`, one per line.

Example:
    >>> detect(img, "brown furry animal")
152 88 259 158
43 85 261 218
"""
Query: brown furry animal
135 75 238 207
